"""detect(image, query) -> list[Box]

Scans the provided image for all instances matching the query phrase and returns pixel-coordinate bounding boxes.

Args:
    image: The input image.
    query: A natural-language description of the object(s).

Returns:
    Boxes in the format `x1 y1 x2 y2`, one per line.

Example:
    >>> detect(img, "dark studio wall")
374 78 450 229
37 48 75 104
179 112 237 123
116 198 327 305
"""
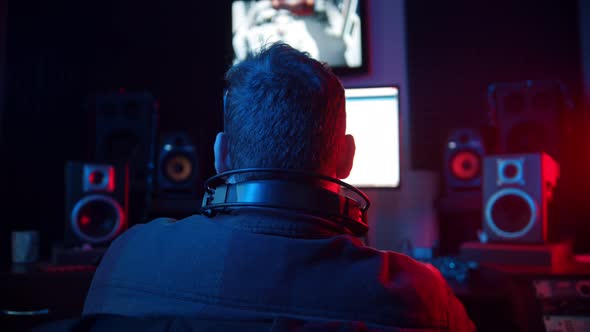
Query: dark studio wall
405 0 588 250
0 0 6 141
581 0 590 108
576 0 590 250
0 0 230 261
407 0 583 167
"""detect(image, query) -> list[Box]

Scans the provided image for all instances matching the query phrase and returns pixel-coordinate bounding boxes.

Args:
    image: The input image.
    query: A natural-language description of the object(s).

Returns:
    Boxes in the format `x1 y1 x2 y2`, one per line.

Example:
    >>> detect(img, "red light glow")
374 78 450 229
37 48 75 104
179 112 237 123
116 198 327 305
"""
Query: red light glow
450 152 480 180
80 215 91 226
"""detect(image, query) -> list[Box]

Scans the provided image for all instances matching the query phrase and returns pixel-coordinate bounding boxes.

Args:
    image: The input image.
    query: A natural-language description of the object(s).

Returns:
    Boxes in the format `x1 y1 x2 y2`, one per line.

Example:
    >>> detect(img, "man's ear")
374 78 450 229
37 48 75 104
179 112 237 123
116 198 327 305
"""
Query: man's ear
336 134 355 179
213 132 231 174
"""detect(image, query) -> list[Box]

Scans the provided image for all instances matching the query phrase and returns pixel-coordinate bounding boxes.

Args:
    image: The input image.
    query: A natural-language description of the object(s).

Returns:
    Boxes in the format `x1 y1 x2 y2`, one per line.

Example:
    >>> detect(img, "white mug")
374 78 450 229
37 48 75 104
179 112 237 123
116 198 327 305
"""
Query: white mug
11 230 39 263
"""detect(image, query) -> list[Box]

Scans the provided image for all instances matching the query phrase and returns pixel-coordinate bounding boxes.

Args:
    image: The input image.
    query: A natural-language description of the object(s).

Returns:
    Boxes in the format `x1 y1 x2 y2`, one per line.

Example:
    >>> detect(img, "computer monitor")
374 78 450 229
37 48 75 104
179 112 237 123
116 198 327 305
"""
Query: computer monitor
344 86 400 188
230 0 367 75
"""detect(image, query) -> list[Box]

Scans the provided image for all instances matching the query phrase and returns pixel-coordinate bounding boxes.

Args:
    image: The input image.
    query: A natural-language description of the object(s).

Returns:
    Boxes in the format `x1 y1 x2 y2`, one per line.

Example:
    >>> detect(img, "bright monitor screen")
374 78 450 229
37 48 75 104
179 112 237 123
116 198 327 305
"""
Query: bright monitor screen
231 0 366 74
344 86 400 188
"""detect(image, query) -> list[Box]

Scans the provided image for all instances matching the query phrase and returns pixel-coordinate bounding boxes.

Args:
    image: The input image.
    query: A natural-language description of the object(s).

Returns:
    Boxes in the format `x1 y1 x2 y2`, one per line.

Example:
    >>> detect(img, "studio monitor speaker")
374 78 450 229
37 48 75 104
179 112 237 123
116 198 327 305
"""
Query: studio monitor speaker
444 128 485 191
482 153 559 243
487 80 572 161
157 132 201 197
65 161 128 247
93 91 158 192
92 91 158 223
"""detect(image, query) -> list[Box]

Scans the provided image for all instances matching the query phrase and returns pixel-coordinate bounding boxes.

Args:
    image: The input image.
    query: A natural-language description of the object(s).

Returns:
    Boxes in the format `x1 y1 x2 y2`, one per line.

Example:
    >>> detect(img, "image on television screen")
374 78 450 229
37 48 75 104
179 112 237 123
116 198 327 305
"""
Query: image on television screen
231 0 364 71
345 86 400 188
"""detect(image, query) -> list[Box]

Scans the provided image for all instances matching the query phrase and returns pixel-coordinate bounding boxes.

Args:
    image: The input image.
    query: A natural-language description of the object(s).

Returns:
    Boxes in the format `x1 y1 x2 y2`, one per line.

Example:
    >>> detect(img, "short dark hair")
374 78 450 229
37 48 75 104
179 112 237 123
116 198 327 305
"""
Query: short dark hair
224 42 346 176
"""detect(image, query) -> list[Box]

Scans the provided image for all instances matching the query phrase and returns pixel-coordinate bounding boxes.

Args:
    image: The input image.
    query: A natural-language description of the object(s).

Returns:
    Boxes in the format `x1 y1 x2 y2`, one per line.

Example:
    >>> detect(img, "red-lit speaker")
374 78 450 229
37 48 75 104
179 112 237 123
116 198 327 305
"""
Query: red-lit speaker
488 80 572 161
65 161 128 247
482 153 559 243
444 128 485 191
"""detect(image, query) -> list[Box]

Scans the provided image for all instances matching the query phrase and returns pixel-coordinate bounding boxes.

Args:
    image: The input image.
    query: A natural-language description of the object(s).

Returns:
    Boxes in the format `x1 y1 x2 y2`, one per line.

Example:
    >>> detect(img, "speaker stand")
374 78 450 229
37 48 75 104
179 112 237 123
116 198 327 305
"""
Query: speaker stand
51 243 107 266
459 240 573 268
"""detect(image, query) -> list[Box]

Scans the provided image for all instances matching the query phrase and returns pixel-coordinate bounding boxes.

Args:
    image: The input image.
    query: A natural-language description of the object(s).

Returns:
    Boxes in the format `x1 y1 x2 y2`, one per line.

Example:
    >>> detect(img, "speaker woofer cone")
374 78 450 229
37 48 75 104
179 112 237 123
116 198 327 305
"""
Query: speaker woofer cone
449 150 481 181
163 154 193 184
71 195 124 244
485 188 538 239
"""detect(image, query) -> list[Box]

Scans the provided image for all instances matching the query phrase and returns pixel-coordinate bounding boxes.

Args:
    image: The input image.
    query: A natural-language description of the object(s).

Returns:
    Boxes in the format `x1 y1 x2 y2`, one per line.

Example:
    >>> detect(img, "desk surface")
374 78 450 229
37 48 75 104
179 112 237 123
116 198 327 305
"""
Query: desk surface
0 263 96 331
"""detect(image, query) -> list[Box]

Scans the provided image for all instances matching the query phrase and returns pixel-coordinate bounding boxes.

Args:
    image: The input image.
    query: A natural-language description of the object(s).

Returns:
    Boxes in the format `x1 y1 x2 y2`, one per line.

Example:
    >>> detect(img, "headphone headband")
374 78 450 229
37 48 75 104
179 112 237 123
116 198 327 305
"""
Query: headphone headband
201 168 370 236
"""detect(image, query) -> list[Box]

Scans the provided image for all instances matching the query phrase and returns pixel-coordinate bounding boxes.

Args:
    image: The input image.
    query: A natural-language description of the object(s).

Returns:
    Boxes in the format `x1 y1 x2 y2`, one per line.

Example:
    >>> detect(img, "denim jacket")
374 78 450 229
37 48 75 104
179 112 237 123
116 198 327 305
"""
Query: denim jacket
83 211 475 331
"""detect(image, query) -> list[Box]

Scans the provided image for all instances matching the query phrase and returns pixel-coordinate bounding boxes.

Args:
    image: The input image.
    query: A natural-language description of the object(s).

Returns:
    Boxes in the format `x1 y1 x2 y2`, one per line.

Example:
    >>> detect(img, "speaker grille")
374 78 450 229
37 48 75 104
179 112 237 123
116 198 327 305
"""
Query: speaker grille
485 188 538 239
71 195 124 244
449 150 481 181
491 194 532 233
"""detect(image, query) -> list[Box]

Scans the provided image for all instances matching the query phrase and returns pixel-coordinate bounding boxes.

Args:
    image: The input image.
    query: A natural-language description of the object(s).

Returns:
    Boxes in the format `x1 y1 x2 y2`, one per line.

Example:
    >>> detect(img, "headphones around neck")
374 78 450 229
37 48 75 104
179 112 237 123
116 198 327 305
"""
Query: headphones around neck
200 168 370 236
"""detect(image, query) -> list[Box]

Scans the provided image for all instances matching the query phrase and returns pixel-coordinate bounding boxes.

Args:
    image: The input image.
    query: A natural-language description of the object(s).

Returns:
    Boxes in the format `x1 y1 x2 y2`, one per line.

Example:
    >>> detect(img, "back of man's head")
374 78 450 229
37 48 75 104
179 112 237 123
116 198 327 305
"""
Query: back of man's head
224 42 346 177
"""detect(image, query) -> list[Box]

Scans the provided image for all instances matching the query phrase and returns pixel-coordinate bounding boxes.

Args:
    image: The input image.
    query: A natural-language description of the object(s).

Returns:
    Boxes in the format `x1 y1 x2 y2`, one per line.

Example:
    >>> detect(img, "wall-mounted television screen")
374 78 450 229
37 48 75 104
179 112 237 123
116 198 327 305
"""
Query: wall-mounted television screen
344 86 400 188
231 0 367 75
